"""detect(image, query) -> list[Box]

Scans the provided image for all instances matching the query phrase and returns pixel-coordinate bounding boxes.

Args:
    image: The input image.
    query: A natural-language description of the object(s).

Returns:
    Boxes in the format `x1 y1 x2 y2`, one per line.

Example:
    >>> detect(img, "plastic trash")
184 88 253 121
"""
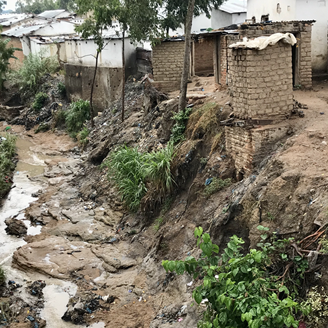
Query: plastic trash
178 318 183 322
186 281 193 287
205 178 213 186
320 112 325 115
5 126 11 131
27 315 35 322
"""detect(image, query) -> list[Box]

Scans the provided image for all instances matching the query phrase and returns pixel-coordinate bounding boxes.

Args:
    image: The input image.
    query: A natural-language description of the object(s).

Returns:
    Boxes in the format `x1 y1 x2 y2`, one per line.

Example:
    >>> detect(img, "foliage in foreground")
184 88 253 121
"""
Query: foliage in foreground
64 100 90 138
163 227 311 328
0 133 17 198
103 143 175 211
9 52 59 92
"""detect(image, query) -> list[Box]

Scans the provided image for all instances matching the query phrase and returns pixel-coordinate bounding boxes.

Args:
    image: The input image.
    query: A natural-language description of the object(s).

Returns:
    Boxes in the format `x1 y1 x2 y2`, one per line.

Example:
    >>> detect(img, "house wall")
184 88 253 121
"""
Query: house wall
64 38 136 73
232 12 247 25
228 42 294 120
65 64 123 111
152 40 185 92
247 0 328 73
193 37 215 76
211 9 233 28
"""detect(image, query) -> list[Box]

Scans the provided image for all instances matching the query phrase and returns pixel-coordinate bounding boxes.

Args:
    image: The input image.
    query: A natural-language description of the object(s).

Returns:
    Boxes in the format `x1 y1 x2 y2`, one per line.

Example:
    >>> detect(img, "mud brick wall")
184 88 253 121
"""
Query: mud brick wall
152 41 185 92
194 37 214 76
225 124 291 176
235 21 313 89
228 42 293 120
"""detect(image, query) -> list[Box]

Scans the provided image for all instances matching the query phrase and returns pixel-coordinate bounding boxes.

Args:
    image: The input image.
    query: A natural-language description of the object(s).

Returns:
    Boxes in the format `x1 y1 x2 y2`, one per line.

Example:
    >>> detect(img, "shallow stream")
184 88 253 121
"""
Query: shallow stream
0 136 104 328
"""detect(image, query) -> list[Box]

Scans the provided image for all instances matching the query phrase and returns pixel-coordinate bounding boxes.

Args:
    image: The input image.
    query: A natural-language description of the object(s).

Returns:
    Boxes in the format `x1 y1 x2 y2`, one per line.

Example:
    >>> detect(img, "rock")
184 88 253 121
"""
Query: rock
103 263 118 273
5 218 27 236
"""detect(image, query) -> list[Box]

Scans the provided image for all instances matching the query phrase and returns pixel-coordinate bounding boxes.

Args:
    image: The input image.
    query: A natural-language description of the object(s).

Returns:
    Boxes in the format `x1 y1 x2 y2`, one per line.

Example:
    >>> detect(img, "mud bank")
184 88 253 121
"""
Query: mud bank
0 128 105 328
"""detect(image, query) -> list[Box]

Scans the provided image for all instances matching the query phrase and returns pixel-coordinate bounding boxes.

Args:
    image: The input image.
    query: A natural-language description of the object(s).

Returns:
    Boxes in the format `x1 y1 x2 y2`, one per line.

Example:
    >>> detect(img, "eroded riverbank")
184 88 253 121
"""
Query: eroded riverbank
0 127 105 328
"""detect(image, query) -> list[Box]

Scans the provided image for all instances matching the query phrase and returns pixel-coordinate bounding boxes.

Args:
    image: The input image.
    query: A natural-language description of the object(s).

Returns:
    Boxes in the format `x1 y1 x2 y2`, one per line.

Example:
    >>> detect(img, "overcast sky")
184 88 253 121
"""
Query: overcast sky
4 0 16 11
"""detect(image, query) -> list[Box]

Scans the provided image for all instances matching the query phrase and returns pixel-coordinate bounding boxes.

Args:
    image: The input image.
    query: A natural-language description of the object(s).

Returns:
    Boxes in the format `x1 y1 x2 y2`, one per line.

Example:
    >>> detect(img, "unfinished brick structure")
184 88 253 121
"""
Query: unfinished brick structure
152 40 185 92
236 21 313 89
228 42 294 120
225 38 295 177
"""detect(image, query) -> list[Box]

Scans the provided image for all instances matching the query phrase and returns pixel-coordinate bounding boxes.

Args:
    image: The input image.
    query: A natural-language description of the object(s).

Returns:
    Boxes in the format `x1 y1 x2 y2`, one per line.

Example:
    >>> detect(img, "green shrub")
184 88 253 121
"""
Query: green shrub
77 127 89 148
34 122 50 134
104 146 147 211
163 227 310 328
9 52 59 92
170 108 192 144
0 133 17 197
103 143 175 212
64 100 90 138
57 82 66 97
203 177 231 197
143 142 175 194
32 92 48 111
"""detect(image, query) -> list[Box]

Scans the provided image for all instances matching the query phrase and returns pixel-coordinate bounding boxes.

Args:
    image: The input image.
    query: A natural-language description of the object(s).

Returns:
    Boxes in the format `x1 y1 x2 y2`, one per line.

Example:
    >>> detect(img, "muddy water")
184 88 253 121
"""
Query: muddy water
0 136 104 328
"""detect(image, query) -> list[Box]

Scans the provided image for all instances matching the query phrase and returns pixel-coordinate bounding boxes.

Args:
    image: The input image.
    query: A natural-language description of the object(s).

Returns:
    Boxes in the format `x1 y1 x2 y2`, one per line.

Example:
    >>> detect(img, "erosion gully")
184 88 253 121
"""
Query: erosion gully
0 134 104 328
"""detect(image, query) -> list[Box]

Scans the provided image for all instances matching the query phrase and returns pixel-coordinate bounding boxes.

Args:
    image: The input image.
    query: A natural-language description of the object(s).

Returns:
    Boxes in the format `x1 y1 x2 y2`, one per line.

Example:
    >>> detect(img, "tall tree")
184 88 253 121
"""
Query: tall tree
75 19 108 127
75 0 161 123
0 0 7 13
15 0 57 14
161 0 226 111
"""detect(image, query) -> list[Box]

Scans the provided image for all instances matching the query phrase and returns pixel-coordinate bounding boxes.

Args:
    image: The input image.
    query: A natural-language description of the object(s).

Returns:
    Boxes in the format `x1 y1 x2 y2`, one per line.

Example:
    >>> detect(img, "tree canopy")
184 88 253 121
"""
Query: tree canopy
161 0 226 32
0 0 7 14
15 0 75 14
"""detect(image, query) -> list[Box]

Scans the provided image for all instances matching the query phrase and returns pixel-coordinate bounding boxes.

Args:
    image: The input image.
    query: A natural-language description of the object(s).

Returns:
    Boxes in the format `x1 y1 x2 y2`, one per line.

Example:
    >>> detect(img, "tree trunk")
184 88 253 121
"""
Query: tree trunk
178 0 195 112
121 29 126 122
90 50 99 128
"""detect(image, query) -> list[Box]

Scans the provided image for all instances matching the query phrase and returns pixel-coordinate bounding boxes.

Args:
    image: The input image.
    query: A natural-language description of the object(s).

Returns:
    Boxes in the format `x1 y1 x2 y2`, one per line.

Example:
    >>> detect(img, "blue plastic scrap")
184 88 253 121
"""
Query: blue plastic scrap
27 316 35 322
205 178 213 186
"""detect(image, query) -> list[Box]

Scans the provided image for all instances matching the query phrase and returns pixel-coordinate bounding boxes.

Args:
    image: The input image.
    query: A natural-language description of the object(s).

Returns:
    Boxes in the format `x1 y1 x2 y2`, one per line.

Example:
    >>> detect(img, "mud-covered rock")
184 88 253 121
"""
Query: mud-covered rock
5 218 27 236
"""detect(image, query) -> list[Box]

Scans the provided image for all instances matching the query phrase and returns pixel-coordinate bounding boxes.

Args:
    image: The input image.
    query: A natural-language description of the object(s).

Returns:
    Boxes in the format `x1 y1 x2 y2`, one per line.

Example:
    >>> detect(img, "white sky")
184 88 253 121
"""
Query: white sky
4 0 16 11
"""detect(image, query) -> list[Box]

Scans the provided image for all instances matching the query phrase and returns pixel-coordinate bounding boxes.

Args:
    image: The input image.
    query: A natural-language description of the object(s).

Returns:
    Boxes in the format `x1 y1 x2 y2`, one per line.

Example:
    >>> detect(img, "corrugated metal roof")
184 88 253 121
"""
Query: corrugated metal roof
37 9 66 19
219 0 247 14
0 13 30 26
1 24 46 37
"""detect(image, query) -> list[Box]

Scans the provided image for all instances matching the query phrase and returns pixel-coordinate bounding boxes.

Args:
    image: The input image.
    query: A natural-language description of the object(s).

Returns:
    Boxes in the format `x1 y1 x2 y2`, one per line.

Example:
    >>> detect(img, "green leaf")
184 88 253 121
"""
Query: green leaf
257 225 270 231
193 291 202 304
224 247 234 258
194 227 203 238
175 261 185 275
167 261 176 272
219 311 227 324
233 268 239 277
202 233 210 243
254 252 262 263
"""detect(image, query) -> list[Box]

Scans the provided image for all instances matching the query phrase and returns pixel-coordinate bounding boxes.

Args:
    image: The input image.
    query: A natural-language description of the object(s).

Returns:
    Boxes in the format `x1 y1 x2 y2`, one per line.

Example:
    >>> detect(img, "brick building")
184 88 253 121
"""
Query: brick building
152 20 314 93
225 36 296 178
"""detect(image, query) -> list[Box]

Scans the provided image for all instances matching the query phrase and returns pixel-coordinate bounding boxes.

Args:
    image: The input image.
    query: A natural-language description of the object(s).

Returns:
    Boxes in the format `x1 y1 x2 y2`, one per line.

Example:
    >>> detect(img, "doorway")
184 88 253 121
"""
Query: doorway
292 33 300 87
